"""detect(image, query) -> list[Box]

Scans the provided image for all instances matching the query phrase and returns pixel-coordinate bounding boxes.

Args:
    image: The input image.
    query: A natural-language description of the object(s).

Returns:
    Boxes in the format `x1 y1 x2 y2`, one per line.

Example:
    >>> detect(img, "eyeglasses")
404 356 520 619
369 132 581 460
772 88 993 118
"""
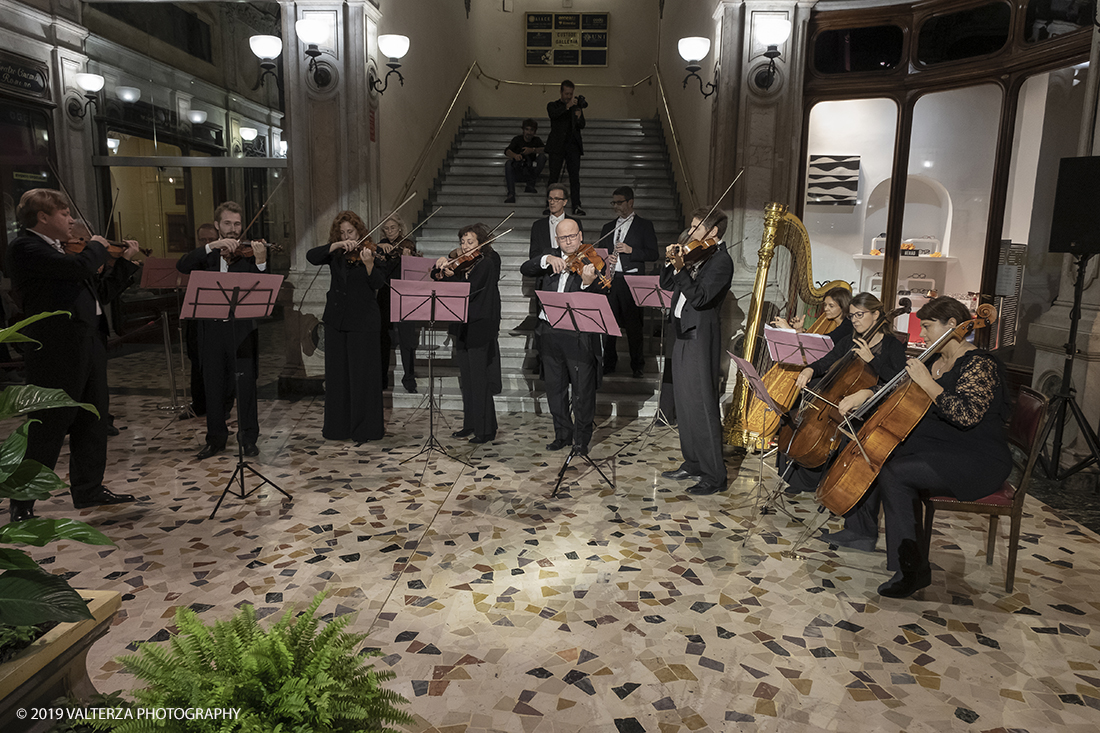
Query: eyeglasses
556 232 581 243
547 196 566 201
849 310 872 320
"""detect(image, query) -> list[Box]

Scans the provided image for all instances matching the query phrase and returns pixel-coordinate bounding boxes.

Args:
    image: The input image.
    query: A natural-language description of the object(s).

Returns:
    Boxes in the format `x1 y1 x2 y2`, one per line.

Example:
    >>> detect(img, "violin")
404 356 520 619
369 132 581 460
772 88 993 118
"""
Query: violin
222 239 282 266
64 237 151 259
666 237 719 267
564 242 612 289
344 237 379 265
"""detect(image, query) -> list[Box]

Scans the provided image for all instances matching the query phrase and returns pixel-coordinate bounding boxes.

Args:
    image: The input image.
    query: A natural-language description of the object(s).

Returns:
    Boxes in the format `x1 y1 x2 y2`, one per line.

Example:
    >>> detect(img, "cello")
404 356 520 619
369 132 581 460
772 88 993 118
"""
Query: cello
816 305 998 515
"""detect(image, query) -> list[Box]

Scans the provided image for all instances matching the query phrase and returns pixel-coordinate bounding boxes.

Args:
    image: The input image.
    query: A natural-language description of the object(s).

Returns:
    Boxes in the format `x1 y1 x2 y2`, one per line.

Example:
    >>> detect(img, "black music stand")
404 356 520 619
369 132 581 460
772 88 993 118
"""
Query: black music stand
616 275 674 454
180 270 291 518
391 279 472 483
397 257 444 428
142 257 192 419
537 290 619 497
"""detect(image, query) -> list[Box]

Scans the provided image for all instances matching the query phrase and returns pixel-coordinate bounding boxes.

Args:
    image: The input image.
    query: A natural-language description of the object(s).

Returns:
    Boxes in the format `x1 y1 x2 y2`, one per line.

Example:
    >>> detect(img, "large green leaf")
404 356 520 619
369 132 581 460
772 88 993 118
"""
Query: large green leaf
0 310 69 346
0 547 38 570
0 569 93 625
0 518 114 547
0 385 98 423
0 421 32 483
0 458 65 501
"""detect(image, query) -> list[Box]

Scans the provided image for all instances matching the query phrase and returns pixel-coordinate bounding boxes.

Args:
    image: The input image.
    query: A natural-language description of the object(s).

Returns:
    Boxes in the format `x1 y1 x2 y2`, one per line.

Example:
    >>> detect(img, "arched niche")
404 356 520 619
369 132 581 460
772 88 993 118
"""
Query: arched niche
864 174 953 255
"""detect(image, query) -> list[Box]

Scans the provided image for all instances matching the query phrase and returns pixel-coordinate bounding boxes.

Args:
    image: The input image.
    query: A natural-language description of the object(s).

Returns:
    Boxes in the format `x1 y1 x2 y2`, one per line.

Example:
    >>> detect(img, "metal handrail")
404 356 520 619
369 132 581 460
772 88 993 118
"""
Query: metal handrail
653 64 698 213
475 63 652 91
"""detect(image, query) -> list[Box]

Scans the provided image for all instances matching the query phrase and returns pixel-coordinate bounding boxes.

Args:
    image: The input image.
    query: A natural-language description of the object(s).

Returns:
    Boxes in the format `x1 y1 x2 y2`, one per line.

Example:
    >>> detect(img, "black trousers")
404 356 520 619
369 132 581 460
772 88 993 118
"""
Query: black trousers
201 323 259 448
540 324 597 447
671 334 726 486
548 146 582 207
324 326 384 442
24 326 108 505
456 335 499 439
184 319 206 414
603 272 645 371
396 322 418 389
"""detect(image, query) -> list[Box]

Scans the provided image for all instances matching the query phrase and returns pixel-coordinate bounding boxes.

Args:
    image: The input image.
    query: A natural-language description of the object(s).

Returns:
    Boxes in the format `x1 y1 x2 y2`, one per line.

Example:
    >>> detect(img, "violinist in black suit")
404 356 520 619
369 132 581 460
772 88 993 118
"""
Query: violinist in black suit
432 223 502 444
307 211 387 444
6 188 139 520
528 184 578 259
600 186 659 377
545 80 586 216
520 218 610 454
176 201 267 460
660 208 734 496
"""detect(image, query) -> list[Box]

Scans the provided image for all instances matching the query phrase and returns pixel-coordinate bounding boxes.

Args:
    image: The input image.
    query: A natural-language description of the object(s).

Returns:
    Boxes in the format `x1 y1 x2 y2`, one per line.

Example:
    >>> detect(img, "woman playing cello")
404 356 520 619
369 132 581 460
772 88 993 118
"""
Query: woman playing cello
432 223 502 444
306 211 386 444
826 296 1011 598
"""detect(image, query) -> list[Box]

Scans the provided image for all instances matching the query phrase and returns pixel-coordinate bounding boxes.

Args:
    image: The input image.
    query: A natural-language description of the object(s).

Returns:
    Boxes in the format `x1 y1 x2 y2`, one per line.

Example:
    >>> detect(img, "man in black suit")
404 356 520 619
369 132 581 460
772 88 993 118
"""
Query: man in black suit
659 208 733 496
528 184 577 259
600 186 659 377
6 188 139 520
545 80 586 216
520 217 609 455
176 202 268 460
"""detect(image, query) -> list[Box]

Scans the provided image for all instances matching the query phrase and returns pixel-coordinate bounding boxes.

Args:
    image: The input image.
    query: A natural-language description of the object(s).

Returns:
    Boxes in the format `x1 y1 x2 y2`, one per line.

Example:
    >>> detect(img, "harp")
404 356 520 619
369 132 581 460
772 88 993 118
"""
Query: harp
724 202 851 449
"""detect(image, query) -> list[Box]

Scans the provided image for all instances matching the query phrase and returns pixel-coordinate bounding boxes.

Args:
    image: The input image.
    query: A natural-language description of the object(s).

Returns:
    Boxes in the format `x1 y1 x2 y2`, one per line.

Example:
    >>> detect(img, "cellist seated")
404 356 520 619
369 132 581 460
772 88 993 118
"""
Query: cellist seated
822 296 1012 599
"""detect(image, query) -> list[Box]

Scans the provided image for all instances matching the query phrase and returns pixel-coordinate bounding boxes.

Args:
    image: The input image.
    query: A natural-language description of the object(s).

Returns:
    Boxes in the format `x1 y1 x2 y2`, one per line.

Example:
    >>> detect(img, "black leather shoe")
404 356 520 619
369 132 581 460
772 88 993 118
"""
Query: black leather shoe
573 444 589 456
196 444 225 460
452 428 474 438
661 468 700 481
470 434 495 444
404 384 418 394
242 443 260 457
632 369 645 379
573 207 586 216
73 487 136 509
686 481 726 496
504 195 516 204
106 422 120 436
546 438 570 451
602 363 616 375
9 502 36 522
878 566 933 598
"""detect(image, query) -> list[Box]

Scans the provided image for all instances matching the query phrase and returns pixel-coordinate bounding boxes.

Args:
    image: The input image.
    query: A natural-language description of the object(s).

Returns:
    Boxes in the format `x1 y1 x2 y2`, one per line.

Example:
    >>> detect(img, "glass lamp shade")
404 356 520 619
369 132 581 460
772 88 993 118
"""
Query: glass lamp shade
187 110 208 125
378 34 410 60
106 138 121 153
295 18 328 46
677 37 711 64
239 127 259 142
116 86 141 103
279 140 288 156
75 73 105 93
249 35 283 61
755 18 792 47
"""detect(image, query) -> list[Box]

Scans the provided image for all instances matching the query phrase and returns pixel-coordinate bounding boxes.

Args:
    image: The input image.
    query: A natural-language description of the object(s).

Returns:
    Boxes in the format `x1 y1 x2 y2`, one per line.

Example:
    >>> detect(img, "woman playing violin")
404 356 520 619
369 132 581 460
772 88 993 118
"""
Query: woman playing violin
379 214 420 394
431 223 502 443
827 296 1011 598
306 210 386 444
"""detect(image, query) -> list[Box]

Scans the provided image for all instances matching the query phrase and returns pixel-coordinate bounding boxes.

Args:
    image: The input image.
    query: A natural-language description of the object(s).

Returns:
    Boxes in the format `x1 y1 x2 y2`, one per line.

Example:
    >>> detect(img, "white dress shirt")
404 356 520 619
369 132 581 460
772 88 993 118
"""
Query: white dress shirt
613 215 634 273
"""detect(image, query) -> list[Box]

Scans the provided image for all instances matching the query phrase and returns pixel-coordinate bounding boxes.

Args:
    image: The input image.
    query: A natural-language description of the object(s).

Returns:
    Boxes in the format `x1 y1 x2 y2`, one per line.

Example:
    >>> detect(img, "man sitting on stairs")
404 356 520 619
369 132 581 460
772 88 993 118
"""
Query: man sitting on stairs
504 118 546 204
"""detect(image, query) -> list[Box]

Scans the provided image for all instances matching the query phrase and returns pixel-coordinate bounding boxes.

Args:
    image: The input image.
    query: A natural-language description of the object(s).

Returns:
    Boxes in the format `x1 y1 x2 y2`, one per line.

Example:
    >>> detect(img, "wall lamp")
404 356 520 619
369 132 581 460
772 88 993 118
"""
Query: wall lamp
249 34 284 91
370 34 410 95
67 73 104 120
115 86 141 104
677 37 717 98
296 18 335 89
187 110 208 125
753 18 793 92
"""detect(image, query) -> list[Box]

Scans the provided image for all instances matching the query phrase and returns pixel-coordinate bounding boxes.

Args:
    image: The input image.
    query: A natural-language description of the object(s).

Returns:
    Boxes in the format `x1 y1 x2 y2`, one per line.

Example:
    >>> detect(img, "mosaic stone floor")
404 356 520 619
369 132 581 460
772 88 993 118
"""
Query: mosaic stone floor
11 341 1100 733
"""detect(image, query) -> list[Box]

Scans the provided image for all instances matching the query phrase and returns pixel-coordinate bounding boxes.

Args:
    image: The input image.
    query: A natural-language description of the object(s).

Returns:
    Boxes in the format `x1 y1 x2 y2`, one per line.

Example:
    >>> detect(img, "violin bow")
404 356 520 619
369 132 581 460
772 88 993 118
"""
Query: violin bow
238 175 287 243
104 187 121 240
486 211 515 237
354 191 419 247
400 206 443 243
442 228 514 268
695 168 744 233
47 160 99 236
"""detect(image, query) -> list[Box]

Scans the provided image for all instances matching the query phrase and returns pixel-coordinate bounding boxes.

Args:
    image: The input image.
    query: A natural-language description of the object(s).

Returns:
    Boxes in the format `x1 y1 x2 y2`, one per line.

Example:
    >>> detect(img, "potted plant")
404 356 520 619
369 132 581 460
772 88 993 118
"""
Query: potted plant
102 591 412 732
0 312 119 729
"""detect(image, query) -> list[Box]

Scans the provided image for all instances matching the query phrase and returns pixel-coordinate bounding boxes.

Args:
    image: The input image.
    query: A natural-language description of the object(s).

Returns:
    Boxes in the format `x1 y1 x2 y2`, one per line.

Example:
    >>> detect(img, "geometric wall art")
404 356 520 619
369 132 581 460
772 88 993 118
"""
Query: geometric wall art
806 155 860 205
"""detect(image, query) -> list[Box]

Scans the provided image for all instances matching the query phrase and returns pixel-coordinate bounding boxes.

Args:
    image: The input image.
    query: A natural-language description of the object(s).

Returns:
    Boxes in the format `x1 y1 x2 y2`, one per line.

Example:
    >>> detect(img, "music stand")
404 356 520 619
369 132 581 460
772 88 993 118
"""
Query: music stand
142 258 191 418
763 326 833 366
537 290 619 497
615 275 674 454
391 279 471 482
180 270 291 518
397 257 443 426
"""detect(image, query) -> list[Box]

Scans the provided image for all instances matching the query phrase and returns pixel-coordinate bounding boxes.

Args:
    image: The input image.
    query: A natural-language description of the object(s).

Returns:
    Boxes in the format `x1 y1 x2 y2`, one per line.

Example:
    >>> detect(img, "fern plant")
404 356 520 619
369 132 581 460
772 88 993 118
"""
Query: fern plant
105 592 412 733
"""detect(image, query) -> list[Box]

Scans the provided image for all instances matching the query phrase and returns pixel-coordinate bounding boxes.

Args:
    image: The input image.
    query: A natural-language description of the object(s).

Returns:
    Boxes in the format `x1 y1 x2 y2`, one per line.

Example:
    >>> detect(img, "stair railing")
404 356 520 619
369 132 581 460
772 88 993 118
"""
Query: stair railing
653 64 698 214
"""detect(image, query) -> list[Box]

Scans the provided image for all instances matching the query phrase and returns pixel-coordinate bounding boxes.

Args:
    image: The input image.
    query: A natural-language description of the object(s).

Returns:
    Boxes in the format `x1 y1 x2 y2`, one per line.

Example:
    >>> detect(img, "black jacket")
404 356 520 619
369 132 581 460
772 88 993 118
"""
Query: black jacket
545 99 585 155
528 214 579 260
433 249 502 348
659 245 733 339
598 214 659 274
306 244 388 332
176 245 265 342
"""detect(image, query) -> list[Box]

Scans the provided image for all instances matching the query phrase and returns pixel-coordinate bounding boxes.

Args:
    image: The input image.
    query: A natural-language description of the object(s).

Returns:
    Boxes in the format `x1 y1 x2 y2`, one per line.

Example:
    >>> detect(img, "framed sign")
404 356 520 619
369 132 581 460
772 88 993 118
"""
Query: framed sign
526 12 608 67
0 49 49 102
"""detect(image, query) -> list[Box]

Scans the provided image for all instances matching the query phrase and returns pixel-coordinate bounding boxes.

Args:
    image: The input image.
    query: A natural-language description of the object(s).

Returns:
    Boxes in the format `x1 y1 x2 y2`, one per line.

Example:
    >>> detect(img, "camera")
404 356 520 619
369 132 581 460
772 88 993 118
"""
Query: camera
575 94 588 109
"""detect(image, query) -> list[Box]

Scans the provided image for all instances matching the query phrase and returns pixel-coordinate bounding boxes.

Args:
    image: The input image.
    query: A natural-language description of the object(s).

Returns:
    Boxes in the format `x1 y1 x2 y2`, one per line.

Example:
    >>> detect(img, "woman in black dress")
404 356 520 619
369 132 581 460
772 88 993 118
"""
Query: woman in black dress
834 296 1011 598
306 211 386 443
432 223 502 443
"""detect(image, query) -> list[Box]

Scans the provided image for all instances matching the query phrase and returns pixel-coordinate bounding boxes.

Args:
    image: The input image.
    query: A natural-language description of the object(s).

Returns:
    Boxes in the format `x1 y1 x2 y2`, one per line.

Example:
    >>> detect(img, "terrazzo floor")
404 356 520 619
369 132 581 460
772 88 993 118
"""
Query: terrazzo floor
13 341 1100 733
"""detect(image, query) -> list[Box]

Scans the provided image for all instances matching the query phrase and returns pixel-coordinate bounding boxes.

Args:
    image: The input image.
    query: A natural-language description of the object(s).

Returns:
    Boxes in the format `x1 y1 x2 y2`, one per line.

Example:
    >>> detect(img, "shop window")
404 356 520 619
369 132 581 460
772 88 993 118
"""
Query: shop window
1024 0 1095 43
917 3 1012 64
0 102 54 250
93 3 213 63
814 26 904 74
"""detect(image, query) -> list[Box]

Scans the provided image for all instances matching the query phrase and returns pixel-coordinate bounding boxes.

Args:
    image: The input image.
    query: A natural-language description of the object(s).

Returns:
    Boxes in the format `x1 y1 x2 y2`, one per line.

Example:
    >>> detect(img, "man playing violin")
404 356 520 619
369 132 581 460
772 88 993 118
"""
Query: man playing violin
660 208 734 496
6 188 139 520
520 218 610 455
176 201 268 460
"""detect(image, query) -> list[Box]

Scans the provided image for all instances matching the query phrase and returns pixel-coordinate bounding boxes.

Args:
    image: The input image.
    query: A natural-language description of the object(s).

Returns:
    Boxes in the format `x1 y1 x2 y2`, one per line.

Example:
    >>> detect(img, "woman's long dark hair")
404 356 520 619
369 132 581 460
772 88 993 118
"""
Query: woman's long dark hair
328 210 367 244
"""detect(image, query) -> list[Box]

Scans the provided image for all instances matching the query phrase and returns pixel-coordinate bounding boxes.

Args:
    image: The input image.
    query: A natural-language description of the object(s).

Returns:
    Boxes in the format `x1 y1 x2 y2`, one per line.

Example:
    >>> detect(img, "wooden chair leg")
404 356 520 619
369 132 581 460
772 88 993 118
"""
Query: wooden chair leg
1005 514 1022 593
986 515 999 565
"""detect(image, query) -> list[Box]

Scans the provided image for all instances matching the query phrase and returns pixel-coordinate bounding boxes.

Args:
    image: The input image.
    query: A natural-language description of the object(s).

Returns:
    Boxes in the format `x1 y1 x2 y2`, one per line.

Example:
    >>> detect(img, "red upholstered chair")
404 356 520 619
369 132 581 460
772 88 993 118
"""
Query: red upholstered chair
922 386 1049 593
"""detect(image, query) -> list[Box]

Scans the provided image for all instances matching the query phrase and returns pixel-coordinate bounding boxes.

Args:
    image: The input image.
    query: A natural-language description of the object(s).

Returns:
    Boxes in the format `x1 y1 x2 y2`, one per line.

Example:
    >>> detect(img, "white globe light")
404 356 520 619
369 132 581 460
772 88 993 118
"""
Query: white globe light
187 110 208 125
378 34 410 60
106 137 121 152
295 18 328 46
75 73 105 93
116 86 141 103
240 127 259 141
677 37 711 64
756 17 793 47
249 35 283 61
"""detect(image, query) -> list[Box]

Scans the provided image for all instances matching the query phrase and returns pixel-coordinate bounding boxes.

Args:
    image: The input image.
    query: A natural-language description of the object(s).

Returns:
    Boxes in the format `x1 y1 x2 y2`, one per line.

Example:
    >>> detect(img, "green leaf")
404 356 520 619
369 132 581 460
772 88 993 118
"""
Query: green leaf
0 385 98 423
0 569 93 625
0 421 31 482
0 310 69 346
0 518 114 547
0 547 39 570
0 458 66 501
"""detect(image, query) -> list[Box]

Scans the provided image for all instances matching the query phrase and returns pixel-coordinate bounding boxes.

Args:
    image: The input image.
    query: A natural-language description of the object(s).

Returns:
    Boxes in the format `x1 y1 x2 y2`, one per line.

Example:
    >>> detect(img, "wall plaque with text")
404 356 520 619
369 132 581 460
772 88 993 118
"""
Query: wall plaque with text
0 49 49 102
526 12 608 67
